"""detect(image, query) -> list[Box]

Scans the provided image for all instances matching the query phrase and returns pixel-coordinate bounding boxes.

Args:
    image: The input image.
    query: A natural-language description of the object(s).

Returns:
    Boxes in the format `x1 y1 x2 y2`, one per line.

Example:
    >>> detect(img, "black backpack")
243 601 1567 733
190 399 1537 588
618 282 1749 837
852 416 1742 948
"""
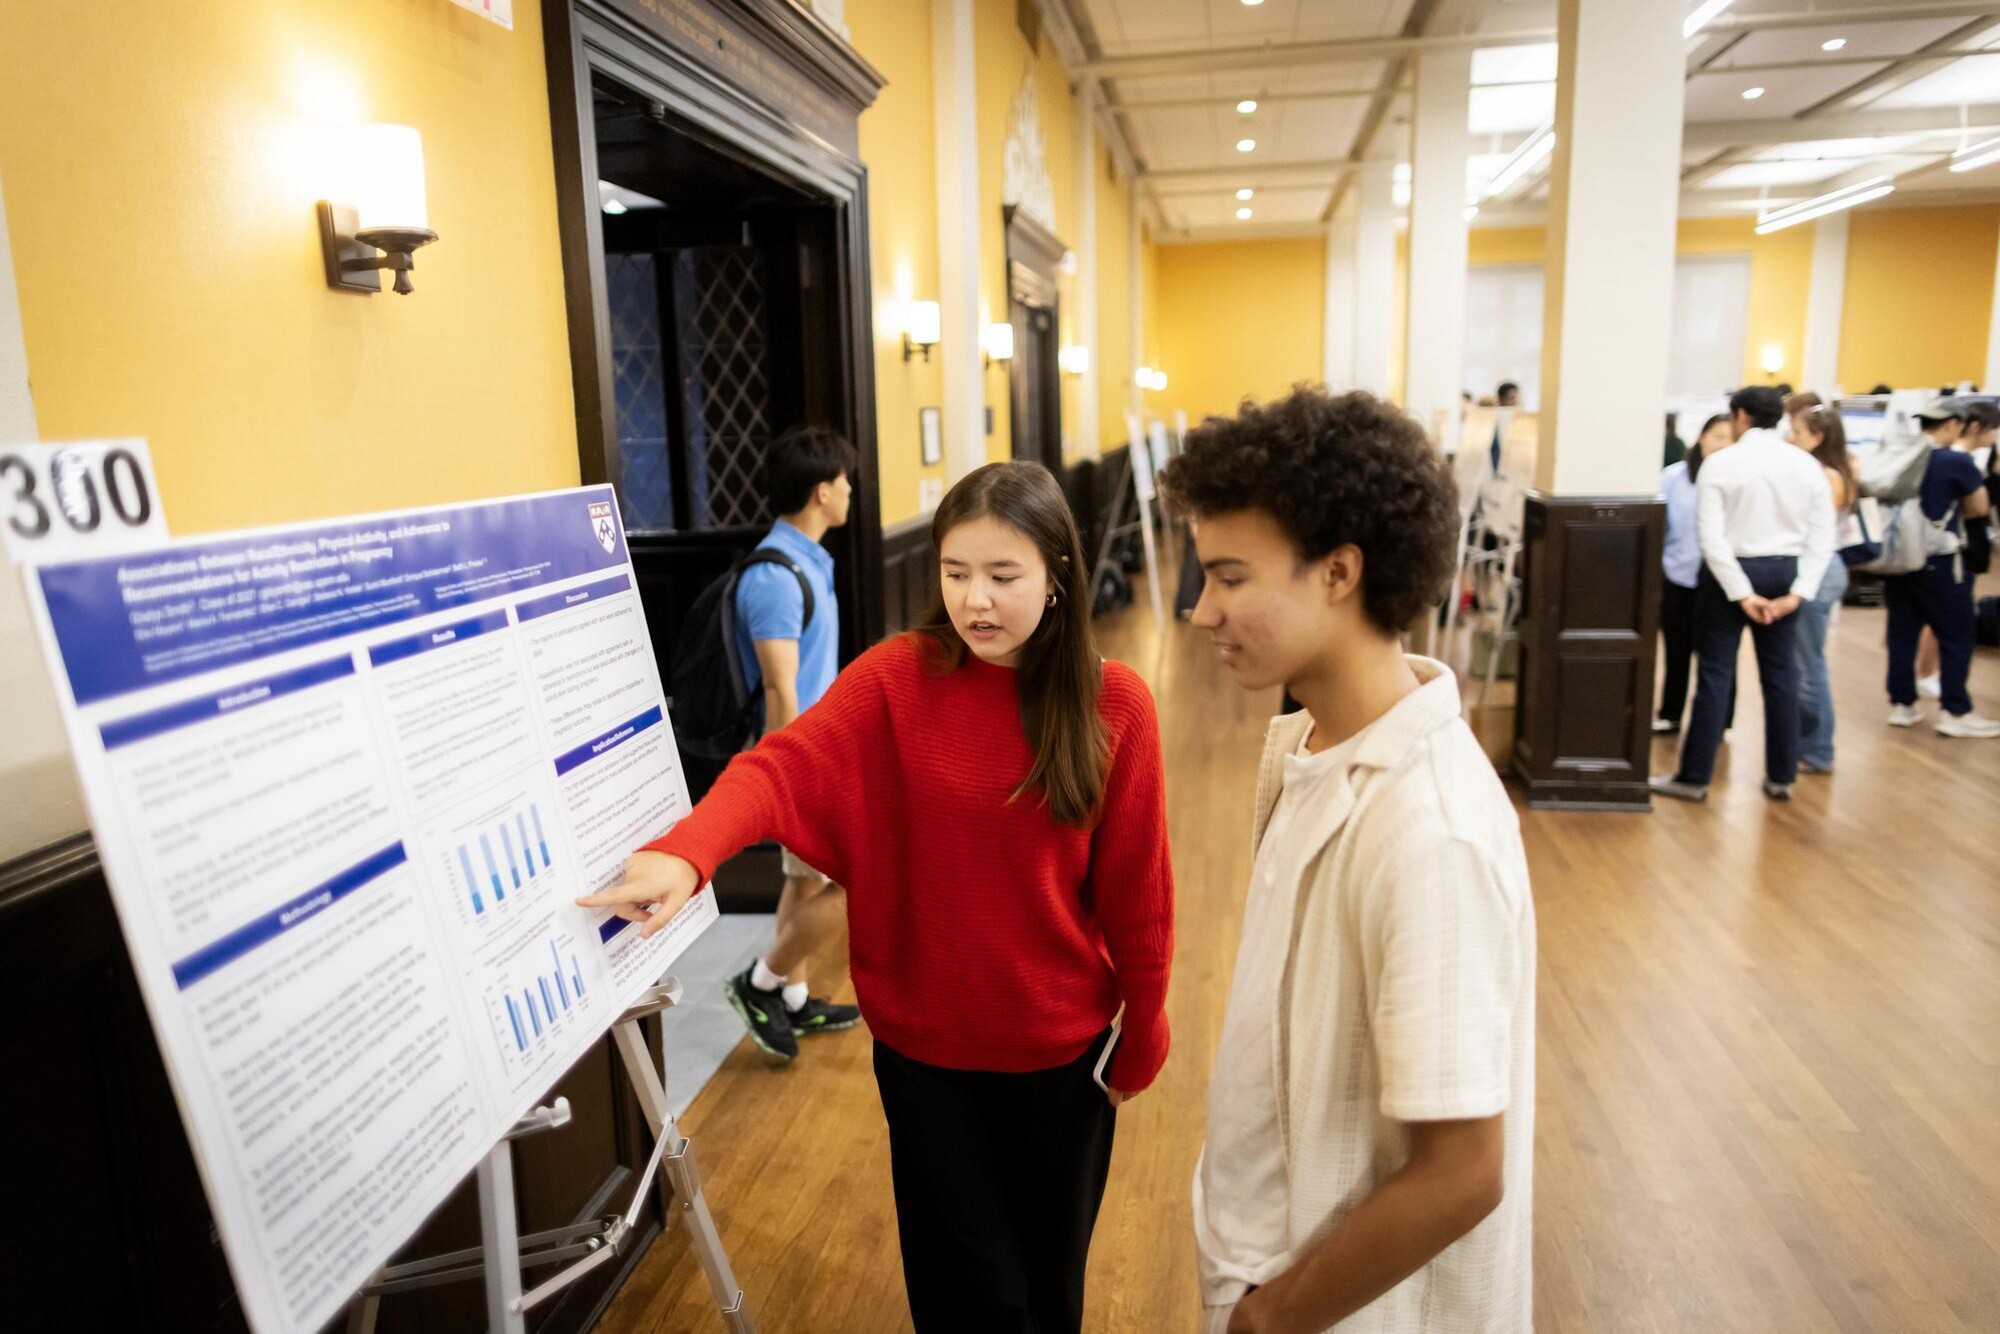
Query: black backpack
670 549 814 760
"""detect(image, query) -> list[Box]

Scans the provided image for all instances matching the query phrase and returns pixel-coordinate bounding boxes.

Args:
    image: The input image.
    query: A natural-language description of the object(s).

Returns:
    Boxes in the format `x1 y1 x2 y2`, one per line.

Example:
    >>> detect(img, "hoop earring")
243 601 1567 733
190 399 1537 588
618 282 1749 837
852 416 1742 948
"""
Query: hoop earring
1046 593 1058 608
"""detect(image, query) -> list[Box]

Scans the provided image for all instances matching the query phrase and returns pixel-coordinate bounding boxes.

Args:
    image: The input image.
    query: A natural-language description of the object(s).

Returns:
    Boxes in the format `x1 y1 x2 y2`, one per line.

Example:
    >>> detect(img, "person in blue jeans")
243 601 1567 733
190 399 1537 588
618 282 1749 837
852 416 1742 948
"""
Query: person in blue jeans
1883 399 1998 739
725 425 866 1059
1788 405 1854 773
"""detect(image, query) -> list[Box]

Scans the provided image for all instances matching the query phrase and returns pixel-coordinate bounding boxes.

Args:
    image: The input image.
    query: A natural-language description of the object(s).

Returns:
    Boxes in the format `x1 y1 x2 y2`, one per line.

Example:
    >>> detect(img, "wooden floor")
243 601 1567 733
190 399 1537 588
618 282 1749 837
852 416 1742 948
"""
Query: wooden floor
599 582 2000 1334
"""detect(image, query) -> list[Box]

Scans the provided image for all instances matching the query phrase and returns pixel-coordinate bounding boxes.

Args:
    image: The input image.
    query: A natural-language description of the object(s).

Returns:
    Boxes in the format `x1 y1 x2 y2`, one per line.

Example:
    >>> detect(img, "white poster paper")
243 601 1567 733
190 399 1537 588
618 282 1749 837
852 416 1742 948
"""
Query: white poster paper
19 485 713 1333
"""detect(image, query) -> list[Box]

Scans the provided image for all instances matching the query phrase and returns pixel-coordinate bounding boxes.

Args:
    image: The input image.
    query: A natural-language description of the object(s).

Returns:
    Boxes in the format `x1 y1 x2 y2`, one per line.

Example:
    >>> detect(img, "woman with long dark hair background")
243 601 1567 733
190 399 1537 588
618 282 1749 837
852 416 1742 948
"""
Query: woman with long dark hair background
1792 405 1856 772
1655 414 1735 733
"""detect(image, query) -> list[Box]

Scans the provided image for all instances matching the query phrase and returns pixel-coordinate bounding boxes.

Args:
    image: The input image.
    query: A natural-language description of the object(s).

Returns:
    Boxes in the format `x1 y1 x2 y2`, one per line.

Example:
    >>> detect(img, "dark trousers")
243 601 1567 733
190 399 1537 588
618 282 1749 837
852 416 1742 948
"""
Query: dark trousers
1658 579 1735 728
1677 558 1801 786
1885 555 1976 716
873 1030 1116 1333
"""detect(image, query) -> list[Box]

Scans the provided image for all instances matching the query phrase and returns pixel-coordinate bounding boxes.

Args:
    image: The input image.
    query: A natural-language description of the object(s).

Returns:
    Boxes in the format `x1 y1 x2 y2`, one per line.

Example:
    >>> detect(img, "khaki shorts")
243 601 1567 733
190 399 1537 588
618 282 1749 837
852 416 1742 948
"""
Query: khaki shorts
780 846 828 884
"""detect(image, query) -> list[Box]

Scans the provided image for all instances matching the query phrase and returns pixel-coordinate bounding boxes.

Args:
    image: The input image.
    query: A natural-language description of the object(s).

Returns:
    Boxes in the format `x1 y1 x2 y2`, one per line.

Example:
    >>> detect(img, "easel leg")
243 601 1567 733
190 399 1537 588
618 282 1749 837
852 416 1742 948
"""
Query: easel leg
612 1019 754 1333
476 1142 528 1334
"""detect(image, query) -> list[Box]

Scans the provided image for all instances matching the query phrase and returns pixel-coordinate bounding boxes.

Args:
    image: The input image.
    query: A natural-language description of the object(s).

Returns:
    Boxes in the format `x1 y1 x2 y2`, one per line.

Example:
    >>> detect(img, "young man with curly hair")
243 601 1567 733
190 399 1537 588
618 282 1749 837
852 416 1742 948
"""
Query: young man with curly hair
1159 387 1535 1334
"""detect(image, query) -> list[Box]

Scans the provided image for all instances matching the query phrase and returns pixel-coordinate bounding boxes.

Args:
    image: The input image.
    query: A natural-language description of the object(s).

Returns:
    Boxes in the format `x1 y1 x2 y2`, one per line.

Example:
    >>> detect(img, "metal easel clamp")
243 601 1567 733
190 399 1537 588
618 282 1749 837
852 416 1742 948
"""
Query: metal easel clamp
506 1095 573 1140
614 976 684 1024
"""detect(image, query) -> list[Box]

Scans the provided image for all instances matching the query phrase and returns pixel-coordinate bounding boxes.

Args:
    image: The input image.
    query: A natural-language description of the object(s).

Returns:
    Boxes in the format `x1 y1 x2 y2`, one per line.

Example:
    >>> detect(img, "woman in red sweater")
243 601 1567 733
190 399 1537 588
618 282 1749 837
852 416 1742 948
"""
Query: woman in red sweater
580 461 1174 1331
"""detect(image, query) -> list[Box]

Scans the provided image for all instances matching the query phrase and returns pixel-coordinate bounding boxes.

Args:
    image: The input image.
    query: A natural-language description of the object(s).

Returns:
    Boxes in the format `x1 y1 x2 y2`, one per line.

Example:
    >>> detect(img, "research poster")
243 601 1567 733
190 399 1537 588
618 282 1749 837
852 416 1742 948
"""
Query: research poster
20 485 716 1334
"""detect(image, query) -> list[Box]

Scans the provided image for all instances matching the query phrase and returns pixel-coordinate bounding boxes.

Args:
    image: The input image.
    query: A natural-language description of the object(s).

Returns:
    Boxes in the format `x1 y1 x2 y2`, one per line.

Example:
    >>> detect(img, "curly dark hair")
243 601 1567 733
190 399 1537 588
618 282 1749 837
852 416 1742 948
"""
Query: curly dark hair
1157 386 1460 634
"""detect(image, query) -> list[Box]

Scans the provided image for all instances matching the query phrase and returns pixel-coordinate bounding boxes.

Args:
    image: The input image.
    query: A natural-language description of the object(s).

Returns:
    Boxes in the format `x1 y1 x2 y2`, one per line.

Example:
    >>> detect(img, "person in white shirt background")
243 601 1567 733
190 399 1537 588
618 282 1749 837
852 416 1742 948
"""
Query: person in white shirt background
1159 386 1535 1334
1654 413 1737 736
1653 385 1835 804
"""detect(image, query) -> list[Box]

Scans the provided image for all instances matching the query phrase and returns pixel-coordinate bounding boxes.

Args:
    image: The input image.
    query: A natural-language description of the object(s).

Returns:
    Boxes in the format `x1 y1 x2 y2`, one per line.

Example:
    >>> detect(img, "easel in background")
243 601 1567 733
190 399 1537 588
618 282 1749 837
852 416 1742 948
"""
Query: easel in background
346 979 754 1334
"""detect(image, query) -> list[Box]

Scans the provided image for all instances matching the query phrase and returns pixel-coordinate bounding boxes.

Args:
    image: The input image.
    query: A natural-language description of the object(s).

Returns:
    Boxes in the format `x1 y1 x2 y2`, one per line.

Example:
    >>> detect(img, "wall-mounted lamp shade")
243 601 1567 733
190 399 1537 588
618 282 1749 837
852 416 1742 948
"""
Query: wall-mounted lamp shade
1150 370 1169 392
1760 344 1785 375
1136 367 1167 392
985 322 1015 363
1059 345 1090 376
903 300 942 361
319 124 437 295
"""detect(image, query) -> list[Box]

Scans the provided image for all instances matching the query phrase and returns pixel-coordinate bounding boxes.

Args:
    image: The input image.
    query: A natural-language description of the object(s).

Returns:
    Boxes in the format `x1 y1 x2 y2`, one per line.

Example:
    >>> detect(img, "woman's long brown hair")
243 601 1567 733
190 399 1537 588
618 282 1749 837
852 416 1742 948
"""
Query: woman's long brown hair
1801 405 1856 508
909 462 1109 827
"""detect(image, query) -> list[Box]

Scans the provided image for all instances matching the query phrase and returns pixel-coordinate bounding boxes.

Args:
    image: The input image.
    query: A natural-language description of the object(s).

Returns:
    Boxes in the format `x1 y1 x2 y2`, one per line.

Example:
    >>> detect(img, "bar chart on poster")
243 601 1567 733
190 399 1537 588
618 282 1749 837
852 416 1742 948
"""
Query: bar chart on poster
18 486 717 1334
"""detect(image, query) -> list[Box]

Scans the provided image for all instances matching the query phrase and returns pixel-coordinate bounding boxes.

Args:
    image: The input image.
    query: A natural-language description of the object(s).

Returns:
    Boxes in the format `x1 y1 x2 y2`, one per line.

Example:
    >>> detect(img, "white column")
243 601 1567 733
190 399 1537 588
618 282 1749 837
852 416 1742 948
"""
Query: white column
1537 0 1685 496
1352 162 1398 399
1074 84 1100 457
1404 47 1473 443
932 0 984 482
0 170 88 858
1986 222 2000 393
1802 213 1849 397
1324 195 1357 389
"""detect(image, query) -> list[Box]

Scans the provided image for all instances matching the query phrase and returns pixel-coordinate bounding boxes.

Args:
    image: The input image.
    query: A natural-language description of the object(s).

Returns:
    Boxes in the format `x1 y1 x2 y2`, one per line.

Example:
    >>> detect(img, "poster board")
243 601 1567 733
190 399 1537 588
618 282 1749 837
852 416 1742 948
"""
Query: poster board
18 485 714 1333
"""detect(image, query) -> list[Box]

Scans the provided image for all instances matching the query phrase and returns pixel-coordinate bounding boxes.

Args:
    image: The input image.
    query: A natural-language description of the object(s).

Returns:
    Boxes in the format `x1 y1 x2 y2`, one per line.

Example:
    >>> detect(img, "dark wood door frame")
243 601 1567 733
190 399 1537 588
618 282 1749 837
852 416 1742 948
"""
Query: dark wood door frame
1003 204 1067 473
546 0 889 647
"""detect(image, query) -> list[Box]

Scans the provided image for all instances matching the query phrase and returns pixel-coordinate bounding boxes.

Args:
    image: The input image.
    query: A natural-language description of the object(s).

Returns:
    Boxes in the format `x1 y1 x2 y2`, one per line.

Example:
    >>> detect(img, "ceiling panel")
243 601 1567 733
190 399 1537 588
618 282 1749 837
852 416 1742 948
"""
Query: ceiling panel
1167 186 1332 229
1469 82 1555 134
1870 52 2000 109
1697 159 1860 191
1712 17 1973 63
1471 43 1557 86
1091 0 1410 57
1684 64 1886 121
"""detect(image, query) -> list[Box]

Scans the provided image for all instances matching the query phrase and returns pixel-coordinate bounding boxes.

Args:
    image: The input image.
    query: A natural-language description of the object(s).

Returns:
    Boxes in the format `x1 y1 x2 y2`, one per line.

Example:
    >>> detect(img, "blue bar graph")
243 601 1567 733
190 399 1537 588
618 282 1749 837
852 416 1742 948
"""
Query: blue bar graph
501 826 522 889
518 814 536 878
538 976 555 1022
532 804 551 869
571 955 585 996
504 995 525 1050
551 943 570 1008
525 989 541 1036
459 846 484 915
480 834 505 902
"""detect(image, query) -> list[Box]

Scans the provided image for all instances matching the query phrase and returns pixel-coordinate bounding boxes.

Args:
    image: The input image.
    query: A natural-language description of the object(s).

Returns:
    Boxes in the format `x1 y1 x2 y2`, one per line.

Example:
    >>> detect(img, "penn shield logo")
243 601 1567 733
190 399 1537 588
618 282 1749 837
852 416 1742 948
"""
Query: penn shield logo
589 500 617 554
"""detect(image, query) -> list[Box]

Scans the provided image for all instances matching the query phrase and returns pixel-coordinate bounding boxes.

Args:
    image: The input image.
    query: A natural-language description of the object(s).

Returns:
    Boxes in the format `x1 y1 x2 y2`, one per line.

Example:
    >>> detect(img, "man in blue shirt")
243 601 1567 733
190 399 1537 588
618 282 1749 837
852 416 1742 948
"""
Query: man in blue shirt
723 426 863 1060
1884 399 1997 738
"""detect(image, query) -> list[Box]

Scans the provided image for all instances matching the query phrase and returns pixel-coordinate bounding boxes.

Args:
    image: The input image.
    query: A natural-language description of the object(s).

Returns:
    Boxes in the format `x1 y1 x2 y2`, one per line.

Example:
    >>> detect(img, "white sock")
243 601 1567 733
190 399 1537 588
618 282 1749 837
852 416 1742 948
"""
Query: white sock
751 959 786 992
782 981 809 1012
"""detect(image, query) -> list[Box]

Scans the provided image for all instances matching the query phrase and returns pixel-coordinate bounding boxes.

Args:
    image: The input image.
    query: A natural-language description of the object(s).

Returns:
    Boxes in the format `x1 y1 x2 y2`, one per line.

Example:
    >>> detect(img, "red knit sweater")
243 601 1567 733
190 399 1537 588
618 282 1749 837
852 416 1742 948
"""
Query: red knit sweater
649 633 1175 1092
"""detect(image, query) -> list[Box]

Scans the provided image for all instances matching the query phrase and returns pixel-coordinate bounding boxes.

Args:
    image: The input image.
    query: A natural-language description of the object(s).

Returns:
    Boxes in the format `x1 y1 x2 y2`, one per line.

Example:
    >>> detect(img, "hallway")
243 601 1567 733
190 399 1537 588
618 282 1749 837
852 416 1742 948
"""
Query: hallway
601 584 2000 1333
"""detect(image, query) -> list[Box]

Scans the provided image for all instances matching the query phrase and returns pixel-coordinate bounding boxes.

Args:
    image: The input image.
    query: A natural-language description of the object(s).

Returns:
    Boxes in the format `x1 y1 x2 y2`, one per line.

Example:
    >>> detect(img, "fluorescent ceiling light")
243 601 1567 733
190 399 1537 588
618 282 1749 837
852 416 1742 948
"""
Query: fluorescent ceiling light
1821 37 1846 52
1236 99 1258 114
1236 138 1256 153
1236 207 1253 220
1236 187 1254 200
1684 0 1737 40
1741 86 1765 100
1951 135 2000 173
1484 122 1556 198
1463 205 1480 222
1755 175 1894 233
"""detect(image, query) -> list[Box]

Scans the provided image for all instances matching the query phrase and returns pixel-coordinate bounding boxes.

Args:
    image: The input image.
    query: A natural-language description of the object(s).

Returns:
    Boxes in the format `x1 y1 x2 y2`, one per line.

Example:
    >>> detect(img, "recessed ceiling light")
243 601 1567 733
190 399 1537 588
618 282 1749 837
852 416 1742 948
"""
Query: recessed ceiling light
1237 99 1258 114
1236 187 1254 201
1236 138 1256 153
1742 86 1765 100
1241 0 1264 6
1821 37 1846 51
1236 207 1253 220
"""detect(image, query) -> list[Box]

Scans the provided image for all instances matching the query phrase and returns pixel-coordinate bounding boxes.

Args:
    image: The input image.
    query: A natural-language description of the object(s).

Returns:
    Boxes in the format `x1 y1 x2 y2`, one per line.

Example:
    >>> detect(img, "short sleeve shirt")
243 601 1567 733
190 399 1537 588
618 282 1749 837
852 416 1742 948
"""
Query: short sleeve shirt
732 519 839 719
1920 448 1983 535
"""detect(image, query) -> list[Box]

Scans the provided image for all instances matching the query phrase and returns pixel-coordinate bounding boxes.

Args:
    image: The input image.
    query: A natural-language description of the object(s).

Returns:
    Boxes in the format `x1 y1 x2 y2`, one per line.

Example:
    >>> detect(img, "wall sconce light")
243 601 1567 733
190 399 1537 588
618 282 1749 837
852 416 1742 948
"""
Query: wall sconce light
984 322 1015 367
1137 367 1168 392
1760 343 1786 377
318 124 438 295
904 301 941 362
1059 345 1090 376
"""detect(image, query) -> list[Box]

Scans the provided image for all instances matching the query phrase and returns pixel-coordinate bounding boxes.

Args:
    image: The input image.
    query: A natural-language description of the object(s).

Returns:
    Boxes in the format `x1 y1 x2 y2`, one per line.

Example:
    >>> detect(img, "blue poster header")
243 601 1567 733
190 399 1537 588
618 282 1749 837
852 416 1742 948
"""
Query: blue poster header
35 487 628 706
171 842 408 990
368 609 511 669
516 572 632 624
553 705 664 778
100 655 356 752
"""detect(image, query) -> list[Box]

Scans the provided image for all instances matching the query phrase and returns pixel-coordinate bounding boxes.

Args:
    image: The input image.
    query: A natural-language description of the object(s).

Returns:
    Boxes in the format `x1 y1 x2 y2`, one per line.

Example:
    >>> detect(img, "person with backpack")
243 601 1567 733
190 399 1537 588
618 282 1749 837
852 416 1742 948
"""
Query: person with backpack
1790 405 1856 773
1880 399 1997 738
581 461 1174 1332
1652 386 1835 804
718 425 863 1059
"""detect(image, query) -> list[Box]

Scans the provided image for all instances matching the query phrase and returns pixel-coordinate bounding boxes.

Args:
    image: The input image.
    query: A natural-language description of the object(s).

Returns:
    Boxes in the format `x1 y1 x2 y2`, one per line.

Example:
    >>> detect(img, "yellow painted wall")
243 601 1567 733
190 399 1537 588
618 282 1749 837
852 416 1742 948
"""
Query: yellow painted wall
0 0 577 534
1155 238 1325 424
973 0 1025 463
1139 224 1161 412
1466 217 1816 390
1095 145 1133 451
1391 231 1409 405
1839 204 1999 391
849 0 945 526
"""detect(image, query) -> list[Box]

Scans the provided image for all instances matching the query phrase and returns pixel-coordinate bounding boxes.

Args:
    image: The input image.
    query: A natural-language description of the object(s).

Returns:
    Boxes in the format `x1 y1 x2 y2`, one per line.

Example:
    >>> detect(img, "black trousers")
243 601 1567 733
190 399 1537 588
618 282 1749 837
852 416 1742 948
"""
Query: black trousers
1658 579 1735 728
873 1030 1117 1334
1884 555 1976 715
1677 559 1800 786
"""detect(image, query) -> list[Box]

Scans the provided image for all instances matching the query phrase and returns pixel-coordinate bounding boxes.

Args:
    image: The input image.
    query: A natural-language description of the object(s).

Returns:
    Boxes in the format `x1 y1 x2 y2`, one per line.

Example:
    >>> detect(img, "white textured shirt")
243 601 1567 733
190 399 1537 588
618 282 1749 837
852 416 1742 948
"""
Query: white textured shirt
1694 427 1836 602
1194 726 1365 1307
1198 660 1536 1333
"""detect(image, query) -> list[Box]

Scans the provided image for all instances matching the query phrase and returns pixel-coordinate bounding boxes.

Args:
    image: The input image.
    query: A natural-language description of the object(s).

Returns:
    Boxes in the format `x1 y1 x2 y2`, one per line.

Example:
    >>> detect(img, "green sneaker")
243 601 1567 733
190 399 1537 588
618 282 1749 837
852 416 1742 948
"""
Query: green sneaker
723 967 797 1061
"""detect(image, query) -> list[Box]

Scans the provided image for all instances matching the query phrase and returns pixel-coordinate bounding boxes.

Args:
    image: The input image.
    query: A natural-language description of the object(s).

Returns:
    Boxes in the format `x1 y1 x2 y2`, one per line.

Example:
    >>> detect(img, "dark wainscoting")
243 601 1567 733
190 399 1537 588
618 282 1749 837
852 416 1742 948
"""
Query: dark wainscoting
0 836 664 1333
883 513 935 635
1512 493 1666 810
